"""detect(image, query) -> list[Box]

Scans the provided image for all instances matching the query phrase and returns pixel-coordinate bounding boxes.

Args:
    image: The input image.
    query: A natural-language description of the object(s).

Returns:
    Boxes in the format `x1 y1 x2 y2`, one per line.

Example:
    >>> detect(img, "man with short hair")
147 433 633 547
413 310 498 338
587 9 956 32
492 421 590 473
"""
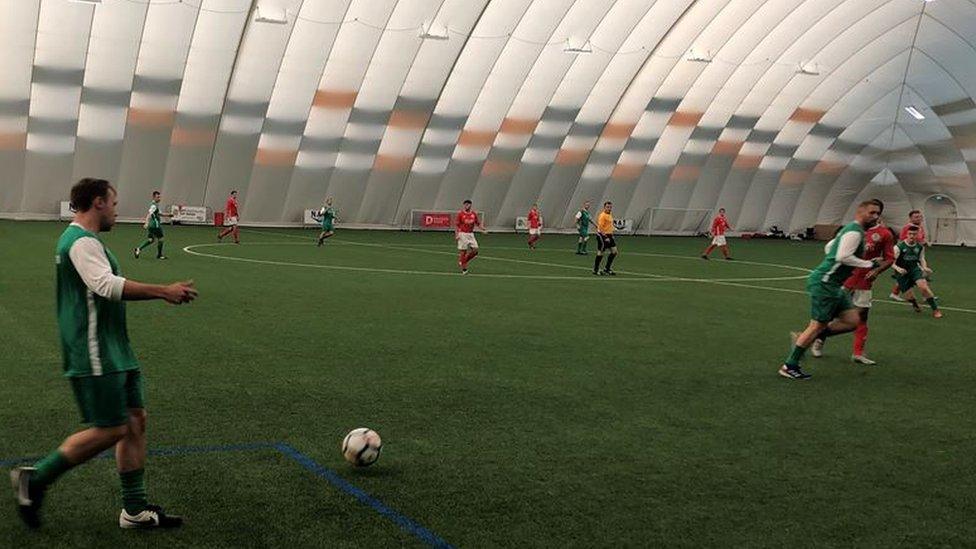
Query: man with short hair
456 200 485 275
314 196 338 247
574 200 593 255
217 190 240 243
11 178 197 530
893 225 942 318
526 204 542 250
889 210 927 301
779 199 884 380
701 208 733 260
593 201 619 276
134 190 171 260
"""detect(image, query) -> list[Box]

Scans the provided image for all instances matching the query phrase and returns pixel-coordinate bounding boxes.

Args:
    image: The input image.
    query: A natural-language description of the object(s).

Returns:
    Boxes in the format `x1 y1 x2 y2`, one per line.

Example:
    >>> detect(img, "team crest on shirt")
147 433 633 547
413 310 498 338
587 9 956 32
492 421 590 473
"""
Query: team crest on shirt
871 233 881 242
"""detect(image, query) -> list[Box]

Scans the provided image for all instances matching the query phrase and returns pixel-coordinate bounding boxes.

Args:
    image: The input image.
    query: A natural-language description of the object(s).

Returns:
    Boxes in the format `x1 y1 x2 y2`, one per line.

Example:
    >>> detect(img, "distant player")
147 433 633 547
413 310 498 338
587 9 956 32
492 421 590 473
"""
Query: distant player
574 200 593 255
11 178 197 530
892 225 942 318
456 200 485 275
134 191 171 260
814 219 895 365
527 204 542 250
889 210 927 301
593 201 619 276
217 190 240 244
314 197 337 247
701 208 733 260
779 199 883 380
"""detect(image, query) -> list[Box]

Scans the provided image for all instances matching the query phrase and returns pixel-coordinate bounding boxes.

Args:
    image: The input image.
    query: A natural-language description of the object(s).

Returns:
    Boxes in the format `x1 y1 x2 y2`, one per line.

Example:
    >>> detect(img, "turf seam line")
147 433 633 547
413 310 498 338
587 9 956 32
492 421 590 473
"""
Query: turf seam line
0 442 277 467
273 442 454 549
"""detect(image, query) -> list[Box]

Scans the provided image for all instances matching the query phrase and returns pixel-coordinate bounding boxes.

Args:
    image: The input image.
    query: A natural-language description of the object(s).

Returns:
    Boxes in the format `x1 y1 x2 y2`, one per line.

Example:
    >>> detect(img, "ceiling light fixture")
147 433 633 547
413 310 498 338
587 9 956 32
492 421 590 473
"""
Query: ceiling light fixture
905 106 926 120
419 21 450 41
797 62 821 76
563 39 593 54
686 49 712 63
254 4 288 25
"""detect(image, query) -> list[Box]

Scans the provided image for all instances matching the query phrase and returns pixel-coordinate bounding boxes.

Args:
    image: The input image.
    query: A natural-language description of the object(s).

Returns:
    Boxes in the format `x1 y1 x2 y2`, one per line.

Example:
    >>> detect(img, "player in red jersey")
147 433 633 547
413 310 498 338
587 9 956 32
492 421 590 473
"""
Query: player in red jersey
527 204 542 250
811 220 896 365
889 210 927 301
701 208 733 260
455 200 485 275
217 190 240 244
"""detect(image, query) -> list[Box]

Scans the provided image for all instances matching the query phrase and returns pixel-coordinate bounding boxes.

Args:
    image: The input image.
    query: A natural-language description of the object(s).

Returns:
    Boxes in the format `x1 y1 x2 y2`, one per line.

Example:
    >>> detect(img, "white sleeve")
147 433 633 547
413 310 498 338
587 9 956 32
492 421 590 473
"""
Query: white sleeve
575 211 582 220
836 231 874 268
892 246 901 259
68 237 126 301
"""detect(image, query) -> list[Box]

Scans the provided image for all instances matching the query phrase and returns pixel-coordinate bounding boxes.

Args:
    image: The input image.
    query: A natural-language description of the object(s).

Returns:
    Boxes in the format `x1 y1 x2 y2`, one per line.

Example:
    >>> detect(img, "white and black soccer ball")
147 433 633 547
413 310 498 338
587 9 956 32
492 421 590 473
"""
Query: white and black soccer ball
342 428 382 467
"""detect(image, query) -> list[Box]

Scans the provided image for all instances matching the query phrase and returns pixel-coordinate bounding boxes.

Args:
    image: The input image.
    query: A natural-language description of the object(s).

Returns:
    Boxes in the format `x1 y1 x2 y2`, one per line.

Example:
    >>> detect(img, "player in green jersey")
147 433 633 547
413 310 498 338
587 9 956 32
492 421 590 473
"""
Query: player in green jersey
11 178 197 530
892 225 942 318
314 197 338 247
574 200 594 255
779 199 884 380
134 191 171 260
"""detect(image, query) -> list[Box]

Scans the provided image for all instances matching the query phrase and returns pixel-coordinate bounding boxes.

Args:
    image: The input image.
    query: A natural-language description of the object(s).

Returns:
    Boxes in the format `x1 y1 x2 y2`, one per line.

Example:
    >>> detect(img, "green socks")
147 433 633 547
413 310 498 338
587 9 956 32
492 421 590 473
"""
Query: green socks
32 450 74 488
785 345 806 367
138 239 152 251
120 468 148 515
926 297 939 311
156 241 164 258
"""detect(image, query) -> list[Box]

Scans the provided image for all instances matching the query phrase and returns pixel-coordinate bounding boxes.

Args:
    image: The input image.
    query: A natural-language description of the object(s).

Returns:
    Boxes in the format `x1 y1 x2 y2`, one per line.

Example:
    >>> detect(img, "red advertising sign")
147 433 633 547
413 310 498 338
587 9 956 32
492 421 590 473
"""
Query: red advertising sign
421 213 453 228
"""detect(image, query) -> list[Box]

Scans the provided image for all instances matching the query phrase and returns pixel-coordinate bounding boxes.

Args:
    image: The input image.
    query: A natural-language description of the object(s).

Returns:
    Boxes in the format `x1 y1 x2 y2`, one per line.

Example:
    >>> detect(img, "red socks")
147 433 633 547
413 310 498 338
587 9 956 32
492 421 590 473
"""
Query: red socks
853 322 868 356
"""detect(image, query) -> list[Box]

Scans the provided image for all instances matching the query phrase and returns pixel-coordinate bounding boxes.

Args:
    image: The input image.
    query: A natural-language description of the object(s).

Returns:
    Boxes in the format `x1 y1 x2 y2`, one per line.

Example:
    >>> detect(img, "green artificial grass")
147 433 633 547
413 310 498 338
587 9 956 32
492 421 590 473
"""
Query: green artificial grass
1 219 974 548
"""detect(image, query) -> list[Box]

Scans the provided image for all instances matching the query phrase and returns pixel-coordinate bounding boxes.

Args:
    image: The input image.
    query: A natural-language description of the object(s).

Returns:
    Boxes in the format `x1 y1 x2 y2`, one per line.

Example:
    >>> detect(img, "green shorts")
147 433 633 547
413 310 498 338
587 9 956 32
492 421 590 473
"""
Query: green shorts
578 229 589 237
321 222 334 232
70 370 144 427
147 227 164 239
894 268 924 293
808 284 855 323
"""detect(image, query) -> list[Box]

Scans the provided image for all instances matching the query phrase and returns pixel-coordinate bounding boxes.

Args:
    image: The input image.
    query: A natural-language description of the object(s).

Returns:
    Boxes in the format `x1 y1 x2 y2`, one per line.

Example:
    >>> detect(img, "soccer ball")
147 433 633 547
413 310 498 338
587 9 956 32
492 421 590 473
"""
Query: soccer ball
342 428 382 467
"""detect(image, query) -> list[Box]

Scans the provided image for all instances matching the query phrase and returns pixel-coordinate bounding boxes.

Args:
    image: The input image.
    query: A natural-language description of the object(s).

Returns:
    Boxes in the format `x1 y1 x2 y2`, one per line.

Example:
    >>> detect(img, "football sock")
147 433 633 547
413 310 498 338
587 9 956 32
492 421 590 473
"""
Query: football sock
120 469 148 515
721 246 729 258
785 345 806 367
605 253 616 271
593 255 603 271
703 245 715 256
853 322 868 356
137 239 152 251
458 251 467 267
33 450 73 488
926 297 939 311
156 241 164 258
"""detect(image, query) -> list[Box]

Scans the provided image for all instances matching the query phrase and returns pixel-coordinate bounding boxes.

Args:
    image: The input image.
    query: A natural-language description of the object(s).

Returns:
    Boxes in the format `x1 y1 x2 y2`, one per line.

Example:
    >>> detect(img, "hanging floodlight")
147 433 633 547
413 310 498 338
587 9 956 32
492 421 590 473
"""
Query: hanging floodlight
904 106 926 120
254 2 288 25
686 49 712 63
563 39 593 54
419 21 450 41
797 61 821 75
68 0 101 4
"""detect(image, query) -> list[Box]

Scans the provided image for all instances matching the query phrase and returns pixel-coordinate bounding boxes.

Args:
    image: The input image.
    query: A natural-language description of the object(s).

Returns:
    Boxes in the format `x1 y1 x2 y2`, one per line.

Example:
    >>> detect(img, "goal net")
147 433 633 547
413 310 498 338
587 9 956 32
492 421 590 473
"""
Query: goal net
407 209 488 231
932 217 976 246
635 207 712 236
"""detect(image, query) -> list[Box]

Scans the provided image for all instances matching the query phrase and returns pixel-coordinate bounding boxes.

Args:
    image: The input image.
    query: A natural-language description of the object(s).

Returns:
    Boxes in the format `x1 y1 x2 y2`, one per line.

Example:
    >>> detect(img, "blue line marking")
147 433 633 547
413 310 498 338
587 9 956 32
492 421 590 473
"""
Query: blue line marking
274 442 455 549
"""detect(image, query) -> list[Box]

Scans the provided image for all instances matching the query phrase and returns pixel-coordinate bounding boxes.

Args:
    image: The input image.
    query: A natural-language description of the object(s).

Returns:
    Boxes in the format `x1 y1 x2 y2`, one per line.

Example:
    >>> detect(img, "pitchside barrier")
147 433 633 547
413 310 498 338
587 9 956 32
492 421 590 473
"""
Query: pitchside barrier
407 209 488 231
170 205 212 225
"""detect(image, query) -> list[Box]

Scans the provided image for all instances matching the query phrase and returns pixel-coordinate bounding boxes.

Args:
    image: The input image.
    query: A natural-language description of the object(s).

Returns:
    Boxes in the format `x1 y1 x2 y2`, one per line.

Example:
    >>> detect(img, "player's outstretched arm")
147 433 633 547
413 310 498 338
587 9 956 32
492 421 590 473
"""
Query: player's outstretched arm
123 280 197 304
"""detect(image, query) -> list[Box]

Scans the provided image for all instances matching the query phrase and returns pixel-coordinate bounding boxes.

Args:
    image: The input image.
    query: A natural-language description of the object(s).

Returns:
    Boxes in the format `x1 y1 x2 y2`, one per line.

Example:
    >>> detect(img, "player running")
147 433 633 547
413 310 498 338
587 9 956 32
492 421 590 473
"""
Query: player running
892 225 942 318
889 210 927 301
456 200 485 275
779 199 883 380
574 200 593 255
527 204 542 250
701 208 733 260
217 190 240 244
314 197 338 247
593 201 619 276
813 219 895 365
11 178 197 530
133 191 171 260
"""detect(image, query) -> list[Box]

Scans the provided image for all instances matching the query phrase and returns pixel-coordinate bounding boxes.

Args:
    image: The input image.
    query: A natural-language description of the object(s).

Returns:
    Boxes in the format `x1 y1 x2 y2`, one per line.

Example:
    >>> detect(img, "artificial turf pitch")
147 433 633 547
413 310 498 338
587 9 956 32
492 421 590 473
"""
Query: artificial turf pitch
1 219 974 548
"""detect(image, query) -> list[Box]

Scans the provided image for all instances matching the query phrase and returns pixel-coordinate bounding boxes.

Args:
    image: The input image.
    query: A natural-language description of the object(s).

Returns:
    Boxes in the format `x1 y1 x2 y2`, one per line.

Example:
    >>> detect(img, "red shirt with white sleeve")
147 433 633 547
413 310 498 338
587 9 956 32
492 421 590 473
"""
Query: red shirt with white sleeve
844 225 895 290
711 215 730 236
528 209 541 229
456 210 479 233
226 196 239 218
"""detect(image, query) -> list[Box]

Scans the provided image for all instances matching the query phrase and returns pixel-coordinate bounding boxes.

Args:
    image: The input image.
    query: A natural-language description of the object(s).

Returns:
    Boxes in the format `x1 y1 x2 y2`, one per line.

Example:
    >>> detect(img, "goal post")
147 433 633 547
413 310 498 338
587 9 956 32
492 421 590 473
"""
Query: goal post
635 207 713 236
933 217 976 246
406 209 488 231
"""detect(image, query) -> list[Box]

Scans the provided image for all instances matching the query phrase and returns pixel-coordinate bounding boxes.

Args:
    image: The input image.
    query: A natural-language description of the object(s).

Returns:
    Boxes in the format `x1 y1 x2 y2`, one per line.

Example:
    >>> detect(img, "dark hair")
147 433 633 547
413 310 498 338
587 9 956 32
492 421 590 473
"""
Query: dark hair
152 190 160 197
70 178 114 212
604 201 612 206
859 198 884 212
230 190 238 196
908 209 921 217
719 208 726 213
463 199 472 205
906 224 920 232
